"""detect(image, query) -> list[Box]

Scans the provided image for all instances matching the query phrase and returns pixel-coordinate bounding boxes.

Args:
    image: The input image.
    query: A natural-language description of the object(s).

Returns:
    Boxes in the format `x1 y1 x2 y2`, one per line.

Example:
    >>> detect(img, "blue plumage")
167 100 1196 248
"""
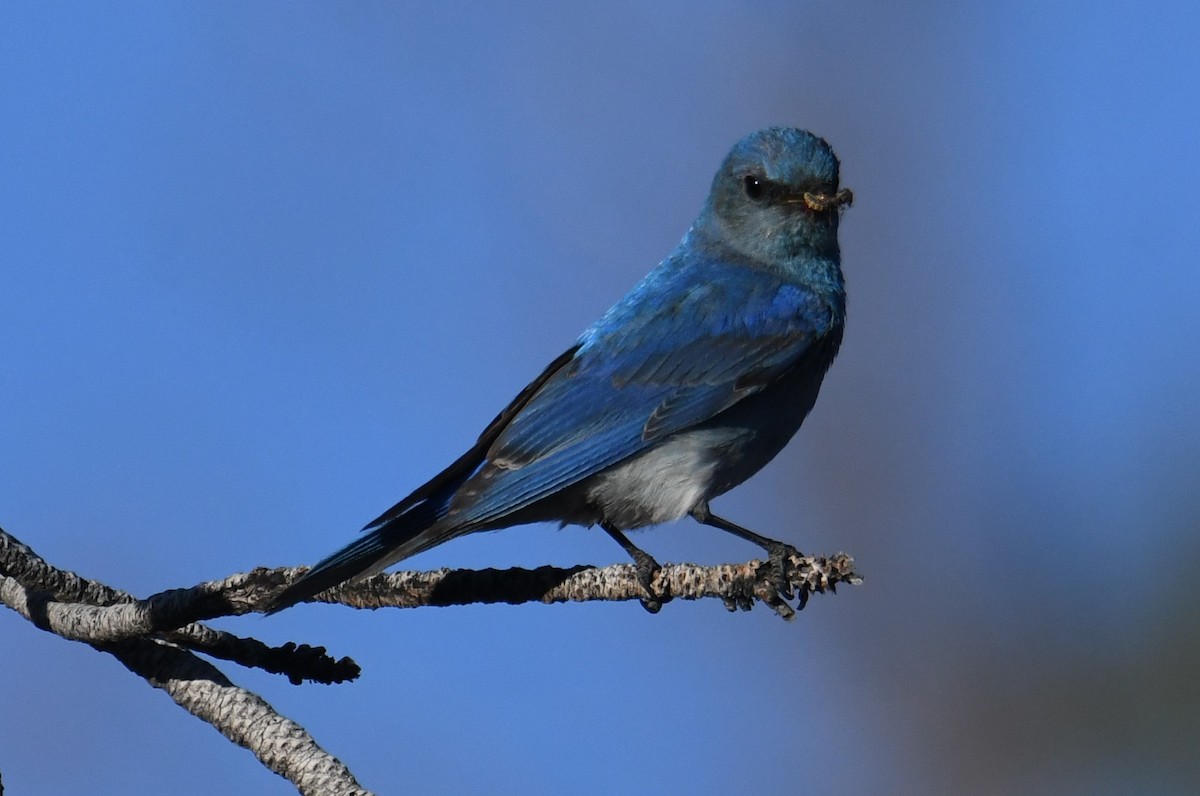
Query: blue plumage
266 127 852 613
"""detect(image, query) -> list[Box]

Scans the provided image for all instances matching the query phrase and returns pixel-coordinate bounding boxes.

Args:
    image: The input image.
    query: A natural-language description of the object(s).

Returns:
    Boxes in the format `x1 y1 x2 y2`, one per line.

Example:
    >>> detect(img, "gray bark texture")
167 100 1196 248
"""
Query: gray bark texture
0 523 859 793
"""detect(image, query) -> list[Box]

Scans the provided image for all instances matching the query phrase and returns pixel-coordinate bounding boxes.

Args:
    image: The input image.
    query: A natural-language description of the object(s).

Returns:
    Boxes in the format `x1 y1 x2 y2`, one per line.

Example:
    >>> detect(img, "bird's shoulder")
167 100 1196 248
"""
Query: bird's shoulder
577 247 841 376
483 250 839 468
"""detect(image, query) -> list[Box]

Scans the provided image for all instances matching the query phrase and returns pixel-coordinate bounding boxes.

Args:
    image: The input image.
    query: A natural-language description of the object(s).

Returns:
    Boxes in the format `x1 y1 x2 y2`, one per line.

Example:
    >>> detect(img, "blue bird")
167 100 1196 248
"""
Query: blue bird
266 127 852 613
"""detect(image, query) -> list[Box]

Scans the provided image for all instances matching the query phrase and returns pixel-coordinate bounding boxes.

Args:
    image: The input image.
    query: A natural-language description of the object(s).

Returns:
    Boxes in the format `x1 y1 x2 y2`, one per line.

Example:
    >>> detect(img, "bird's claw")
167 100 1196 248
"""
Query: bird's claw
755 542 807 620
630 549 668 614
721 591 755 613
767 542 803 599
717 542 806 617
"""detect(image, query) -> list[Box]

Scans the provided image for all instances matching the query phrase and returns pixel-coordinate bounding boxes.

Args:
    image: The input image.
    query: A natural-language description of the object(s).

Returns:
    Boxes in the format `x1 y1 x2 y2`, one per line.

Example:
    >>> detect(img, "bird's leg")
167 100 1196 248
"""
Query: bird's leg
690 503 803 604
601 523 665 613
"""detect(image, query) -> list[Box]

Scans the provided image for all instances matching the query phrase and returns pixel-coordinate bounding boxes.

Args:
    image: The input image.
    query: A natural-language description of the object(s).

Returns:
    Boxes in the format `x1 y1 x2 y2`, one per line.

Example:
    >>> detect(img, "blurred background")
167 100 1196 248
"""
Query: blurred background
3 2 1198 794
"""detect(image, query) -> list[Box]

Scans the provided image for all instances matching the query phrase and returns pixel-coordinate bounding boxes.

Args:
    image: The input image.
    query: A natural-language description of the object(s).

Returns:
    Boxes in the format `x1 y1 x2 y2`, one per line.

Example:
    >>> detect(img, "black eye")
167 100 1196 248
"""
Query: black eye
743 175 767 202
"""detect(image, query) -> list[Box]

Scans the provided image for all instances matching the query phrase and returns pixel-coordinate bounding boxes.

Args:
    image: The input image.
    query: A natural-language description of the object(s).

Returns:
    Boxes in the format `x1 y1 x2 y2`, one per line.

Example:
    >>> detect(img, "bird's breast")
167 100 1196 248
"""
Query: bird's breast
581 426 747 528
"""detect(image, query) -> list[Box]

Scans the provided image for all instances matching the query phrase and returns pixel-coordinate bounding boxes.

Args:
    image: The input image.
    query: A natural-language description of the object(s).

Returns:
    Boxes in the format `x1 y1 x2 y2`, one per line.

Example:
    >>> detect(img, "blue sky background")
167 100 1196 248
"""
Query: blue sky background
3 3 1199 794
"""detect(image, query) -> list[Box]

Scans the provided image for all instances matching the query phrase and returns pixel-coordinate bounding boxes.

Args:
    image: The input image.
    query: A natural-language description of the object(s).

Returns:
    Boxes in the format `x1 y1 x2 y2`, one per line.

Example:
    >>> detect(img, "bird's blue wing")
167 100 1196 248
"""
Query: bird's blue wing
444 256 836 529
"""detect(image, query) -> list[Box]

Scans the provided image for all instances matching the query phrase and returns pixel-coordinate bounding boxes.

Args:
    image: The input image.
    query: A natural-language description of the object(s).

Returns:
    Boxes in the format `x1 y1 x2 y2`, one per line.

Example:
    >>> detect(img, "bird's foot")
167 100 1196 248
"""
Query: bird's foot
602 523 670 614
755 541 807 620
629 548 667 614
689 506 810 617
765 541 803 598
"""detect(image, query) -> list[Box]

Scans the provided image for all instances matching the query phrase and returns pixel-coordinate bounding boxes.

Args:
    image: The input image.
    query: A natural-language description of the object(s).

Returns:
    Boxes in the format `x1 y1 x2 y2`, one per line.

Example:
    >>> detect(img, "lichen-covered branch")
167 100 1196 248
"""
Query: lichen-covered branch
0 525 369 795
104 637 371 796
310 553 861 621
1 521 859 794
17 551 859 632
3 523 860 639
0 527 357 685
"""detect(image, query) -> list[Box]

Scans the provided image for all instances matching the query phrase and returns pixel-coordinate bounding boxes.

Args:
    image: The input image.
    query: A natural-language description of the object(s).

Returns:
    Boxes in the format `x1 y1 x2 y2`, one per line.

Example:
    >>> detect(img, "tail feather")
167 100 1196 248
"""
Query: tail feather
264 500 447 614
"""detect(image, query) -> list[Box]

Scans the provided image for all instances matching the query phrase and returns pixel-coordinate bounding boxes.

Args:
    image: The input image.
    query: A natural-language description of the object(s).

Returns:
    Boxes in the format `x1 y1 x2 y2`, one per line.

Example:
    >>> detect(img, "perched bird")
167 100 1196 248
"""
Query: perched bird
266 127 852 613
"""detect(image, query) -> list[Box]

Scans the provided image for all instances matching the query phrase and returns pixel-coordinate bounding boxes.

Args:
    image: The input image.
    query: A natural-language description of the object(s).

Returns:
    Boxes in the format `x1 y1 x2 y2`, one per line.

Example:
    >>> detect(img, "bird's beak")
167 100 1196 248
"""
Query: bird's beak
784 188 854 213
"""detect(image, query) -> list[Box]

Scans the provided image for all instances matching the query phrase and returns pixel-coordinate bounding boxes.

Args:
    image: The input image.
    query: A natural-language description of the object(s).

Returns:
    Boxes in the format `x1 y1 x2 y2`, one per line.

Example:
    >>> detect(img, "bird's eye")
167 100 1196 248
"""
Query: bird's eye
743 175 767 202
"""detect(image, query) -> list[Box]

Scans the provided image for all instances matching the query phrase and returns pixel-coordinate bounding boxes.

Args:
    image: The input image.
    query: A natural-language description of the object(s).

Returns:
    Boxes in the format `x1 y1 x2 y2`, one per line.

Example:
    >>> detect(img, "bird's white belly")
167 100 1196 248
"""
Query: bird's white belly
583 427 747 528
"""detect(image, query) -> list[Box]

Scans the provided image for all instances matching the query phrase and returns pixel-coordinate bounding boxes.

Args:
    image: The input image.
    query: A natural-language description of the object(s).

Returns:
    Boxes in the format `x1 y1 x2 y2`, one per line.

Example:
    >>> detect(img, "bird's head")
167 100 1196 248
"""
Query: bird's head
701 127 852 263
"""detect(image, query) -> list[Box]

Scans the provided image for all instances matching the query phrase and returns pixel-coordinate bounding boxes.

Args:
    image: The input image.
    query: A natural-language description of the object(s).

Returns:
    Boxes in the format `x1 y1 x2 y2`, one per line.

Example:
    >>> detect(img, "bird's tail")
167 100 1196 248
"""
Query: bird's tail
264 499 448 614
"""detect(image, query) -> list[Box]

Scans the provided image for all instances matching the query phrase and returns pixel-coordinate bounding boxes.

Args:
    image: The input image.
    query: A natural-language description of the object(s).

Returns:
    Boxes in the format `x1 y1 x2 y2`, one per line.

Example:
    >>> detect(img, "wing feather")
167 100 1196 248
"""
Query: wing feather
441 259 834 530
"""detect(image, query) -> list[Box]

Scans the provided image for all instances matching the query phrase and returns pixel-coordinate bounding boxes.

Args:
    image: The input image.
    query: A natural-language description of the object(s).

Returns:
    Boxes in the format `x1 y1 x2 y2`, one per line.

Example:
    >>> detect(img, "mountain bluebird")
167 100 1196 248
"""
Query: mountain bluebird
267 127 852 613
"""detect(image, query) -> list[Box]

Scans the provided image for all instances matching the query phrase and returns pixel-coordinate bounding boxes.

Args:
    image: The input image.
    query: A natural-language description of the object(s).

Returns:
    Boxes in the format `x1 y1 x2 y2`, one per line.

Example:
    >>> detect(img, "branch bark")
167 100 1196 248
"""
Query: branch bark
0 526 369 794
105 637 370 795
0 523 860 793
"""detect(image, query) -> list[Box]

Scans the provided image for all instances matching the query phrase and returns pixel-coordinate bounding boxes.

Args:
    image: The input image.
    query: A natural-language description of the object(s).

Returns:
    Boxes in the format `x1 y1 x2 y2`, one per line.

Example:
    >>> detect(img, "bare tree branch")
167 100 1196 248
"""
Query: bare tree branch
307 553 861 621
0 522 860 793
15 552 859 635
0 534 370 794
0 527 358 685
103 637 371 796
